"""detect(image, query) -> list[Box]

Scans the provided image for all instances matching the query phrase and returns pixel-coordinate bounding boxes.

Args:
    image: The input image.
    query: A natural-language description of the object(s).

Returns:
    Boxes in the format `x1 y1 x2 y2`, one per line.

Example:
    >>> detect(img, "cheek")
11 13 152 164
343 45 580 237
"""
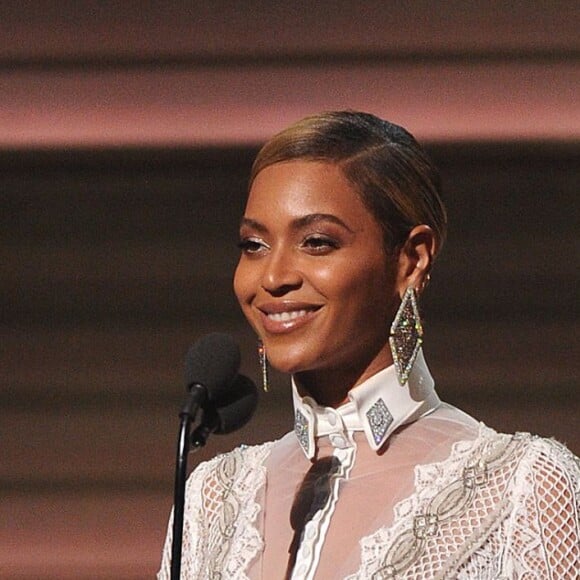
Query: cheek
233 262 262 336
332 261 396 320
233 260 252 306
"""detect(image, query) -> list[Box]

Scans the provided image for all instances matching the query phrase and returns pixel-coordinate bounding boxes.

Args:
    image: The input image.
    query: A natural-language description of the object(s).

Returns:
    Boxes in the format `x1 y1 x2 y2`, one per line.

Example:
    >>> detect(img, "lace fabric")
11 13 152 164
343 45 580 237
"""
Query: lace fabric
350 428 580 579
158 427 579 579
158 442 274 580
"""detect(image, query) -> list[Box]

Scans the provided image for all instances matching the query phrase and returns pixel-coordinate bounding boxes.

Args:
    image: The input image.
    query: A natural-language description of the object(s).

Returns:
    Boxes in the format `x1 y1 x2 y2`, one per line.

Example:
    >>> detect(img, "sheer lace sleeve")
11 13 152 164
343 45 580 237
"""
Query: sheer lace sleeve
157 453 218 579
499 437 580 578
157 442 273 580
351 428 579 579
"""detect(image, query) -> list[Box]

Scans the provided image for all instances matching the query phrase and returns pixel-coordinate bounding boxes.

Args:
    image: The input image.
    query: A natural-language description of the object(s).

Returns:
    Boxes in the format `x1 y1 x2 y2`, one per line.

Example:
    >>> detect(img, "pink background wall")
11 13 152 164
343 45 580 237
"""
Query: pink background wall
0 1 578 147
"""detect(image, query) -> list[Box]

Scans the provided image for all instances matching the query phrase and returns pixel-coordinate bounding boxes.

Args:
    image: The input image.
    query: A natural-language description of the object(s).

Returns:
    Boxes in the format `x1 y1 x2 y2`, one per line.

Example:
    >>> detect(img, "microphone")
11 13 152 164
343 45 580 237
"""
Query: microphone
171 332 255 579
183 332 241 414
212 374 258 433
191 374 258 448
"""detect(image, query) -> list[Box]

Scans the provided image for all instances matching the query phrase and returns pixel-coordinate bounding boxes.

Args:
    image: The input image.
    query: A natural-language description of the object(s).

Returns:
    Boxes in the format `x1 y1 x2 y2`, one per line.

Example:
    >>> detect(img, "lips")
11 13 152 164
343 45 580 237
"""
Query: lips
257 302 322 333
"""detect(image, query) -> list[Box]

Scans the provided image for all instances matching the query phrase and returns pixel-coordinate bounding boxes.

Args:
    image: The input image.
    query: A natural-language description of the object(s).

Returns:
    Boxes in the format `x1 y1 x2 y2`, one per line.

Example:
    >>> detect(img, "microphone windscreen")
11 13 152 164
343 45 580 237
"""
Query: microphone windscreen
185 333 241 402
213 374 258 434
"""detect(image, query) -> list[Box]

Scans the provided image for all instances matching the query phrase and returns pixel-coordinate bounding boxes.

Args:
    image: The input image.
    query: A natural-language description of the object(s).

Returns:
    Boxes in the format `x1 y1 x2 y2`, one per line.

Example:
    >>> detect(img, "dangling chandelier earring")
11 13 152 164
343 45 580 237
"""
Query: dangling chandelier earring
257 339 270 392
389 286 424 385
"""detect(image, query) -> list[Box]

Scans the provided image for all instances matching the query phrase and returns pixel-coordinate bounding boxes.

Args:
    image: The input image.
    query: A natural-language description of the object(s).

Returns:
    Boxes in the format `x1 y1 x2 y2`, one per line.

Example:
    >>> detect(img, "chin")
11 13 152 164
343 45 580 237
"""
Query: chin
264 342 315 375
267 355 306 375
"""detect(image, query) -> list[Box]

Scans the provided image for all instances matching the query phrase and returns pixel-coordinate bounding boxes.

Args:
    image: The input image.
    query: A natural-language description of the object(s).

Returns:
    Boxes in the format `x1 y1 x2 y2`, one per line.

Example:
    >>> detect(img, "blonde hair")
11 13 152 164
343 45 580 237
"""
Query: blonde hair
251 111 447 254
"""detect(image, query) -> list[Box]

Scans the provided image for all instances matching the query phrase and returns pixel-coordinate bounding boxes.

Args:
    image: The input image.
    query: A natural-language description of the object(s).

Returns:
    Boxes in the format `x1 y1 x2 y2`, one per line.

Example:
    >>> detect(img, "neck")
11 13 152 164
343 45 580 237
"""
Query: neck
293 368 358 408
293 351 394 408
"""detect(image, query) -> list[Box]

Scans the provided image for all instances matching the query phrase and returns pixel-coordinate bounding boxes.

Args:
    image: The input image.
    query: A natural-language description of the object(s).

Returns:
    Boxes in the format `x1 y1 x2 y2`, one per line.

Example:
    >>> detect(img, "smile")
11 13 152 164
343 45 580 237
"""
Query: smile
267 310 309 322
257 304 322 333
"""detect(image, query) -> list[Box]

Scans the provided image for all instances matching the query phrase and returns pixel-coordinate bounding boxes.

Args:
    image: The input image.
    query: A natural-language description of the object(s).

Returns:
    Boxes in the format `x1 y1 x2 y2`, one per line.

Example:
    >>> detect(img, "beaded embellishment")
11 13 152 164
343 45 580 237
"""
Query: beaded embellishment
257 340 269 392
366 398 394 446
294 409 310 455
389 287 423 385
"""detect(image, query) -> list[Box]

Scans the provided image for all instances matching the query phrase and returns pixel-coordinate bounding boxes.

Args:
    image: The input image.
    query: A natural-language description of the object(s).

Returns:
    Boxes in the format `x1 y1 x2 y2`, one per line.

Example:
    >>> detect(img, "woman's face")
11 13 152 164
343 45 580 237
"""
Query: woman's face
234 160 403 390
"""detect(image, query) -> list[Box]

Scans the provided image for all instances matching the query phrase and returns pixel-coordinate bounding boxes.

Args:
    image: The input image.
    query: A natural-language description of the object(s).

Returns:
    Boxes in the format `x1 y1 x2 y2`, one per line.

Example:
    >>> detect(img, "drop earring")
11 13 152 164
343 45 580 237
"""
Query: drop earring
257 339 270 392
389 286 423 385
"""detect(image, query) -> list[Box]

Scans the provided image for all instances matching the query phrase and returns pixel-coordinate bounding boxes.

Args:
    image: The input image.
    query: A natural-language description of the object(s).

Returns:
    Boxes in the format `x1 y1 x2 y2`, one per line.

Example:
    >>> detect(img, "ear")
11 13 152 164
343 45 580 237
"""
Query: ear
395 225 437 297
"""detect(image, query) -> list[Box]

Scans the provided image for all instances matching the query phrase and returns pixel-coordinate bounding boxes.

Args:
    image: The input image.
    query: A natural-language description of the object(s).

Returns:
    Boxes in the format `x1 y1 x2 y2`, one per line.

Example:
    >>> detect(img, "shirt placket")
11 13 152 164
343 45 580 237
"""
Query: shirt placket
290 410 357 580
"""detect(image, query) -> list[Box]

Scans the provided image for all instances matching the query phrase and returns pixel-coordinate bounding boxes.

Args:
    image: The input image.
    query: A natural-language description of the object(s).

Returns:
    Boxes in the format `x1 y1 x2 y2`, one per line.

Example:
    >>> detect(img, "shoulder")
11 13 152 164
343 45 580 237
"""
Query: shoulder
520 434 579 474
186 439 277 490
182 440 276 531
427 425 579 504
492 430 579 485
508 433 579 501
470 426 578 481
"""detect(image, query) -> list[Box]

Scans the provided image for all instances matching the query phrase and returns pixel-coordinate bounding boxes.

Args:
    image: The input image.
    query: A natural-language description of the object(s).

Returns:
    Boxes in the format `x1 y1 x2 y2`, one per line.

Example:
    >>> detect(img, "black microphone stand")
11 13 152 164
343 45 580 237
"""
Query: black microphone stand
169 370 257 579
170 385 207 580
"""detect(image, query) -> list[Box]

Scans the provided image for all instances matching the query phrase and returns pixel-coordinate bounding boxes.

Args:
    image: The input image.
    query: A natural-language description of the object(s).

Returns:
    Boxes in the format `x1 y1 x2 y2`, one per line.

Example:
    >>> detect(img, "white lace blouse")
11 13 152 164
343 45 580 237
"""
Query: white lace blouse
158 352 580 578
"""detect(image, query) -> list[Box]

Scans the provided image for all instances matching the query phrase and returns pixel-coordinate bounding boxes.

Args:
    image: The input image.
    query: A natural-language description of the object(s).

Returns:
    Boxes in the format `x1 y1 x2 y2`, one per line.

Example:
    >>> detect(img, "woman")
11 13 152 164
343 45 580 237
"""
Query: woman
159 111 579 578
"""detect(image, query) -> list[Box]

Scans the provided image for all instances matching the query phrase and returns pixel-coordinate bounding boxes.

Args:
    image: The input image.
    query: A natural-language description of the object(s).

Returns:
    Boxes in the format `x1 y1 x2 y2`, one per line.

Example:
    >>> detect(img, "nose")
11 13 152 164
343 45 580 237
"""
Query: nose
261 247 302 295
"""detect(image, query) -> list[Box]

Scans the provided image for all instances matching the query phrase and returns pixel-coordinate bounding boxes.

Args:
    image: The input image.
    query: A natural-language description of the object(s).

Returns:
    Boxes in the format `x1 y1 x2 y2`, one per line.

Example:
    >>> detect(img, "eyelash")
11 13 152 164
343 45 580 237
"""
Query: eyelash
237 234 340 255
301 235 340 253
237 237 268 254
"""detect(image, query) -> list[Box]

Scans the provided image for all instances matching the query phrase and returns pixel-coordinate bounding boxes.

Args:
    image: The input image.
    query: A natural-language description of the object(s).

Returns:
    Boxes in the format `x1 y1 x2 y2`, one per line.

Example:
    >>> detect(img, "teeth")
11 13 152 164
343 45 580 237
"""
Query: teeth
268 309 308 322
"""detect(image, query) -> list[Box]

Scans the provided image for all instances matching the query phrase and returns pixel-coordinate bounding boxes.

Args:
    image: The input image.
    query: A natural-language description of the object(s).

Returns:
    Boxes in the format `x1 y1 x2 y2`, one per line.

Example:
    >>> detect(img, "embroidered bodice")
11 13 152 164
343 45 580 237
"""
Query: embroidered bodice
158 357 579 578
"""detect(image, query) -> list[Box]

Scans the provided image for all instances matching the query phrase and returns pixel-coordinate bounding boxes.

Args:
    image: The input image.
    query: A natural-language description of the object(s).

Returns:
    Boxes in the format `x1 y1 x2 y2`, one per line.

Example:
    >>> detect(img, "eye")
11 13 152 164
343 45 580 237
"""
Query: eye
301 235 340 254
238 236 269 255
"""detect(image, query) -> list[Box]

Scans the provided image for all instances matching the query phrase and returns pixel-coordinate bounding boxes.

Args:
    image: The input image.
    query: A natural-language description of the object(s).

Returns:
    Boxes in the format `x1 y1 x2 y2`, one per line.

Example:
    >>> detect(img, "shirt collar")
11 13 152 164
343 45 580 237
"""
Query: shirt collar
292 349 441 459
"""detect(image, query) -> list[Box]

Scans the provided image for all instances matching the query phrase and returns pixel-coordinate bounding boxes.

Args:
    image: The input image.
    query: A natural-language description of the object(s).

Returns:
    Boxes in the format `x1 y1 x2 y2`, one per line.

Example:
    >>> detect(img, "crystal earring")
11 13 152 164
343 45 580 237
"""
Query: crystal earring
389 286 423 385
257 339 270 392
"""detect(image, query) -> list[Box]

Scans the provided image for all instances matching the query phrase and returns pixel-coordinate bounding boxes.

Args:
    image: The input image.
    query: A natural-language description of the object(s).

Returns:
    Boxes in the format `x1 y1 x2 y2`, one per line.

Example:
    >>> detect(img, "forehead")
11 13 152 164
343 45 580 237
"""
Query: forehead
245 160 372 225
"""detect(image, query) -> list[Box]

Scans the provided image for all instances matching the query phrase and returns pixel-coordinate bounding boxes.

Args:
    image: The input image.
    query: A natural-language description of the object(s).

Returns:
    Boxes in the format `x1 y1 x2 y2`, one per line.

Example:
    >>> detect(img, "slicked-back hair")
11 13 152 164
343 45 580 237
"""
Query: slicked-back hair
250 111 447 255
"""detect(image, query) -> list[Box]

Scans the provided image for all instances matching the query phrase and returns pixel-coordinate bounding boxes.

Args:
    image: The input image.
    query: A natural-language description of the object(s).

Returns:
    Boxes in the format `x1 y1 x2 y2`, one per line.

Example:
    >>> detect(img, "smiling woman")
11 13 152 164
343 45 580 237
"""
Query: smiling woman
158 112 579 579
235 161 403 407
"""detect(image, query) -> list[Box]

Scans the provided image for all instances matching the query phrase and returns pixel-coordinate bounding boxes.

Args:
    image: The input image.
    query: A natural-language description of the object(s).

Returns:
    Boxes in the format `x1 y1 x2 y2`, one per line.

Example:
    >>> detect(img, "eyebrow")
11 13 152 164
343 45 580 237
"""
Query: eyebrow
240 213 355 233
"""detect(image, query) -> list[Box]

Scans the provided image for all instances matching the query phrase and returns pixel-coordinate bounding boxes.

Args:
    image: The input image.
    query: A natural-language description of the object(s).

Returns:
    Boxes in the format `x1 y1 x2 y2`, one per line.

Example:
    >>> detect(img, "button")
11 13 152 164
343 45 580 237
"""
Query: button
295 563 307 575
306 526 317 540
330 434 347 448
327 412 337 427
